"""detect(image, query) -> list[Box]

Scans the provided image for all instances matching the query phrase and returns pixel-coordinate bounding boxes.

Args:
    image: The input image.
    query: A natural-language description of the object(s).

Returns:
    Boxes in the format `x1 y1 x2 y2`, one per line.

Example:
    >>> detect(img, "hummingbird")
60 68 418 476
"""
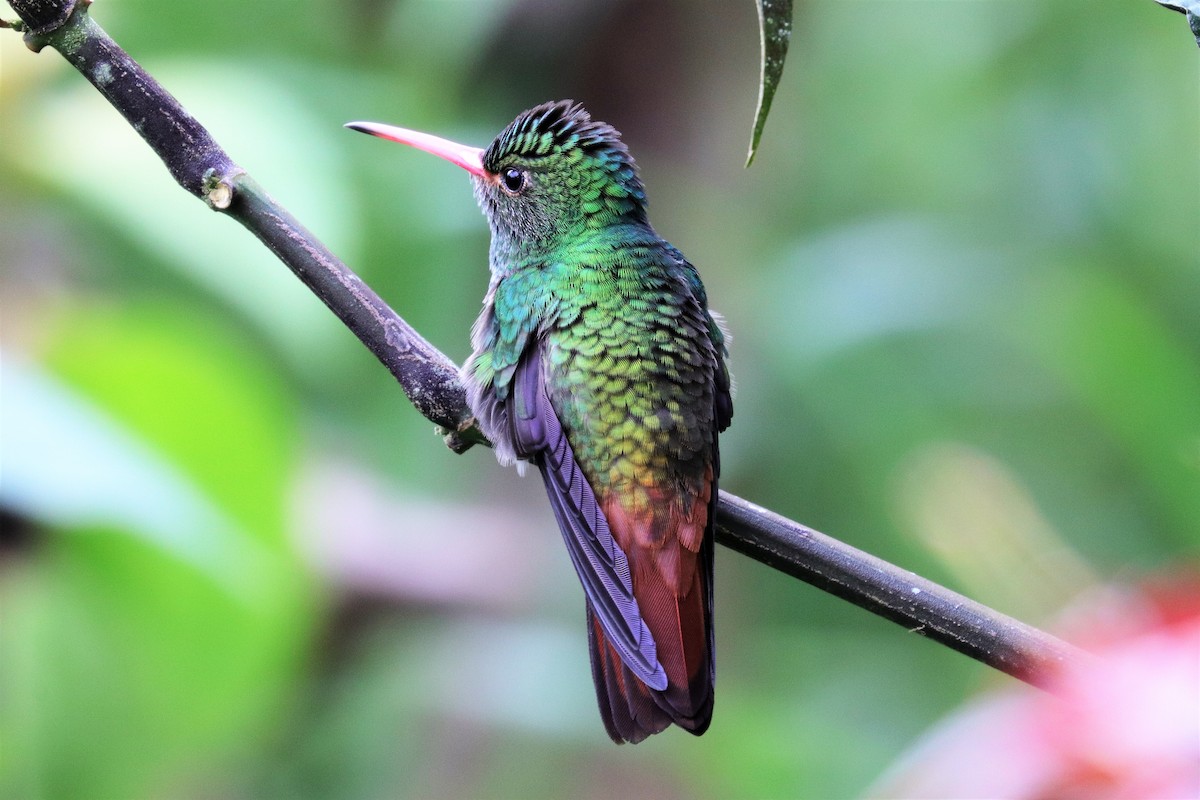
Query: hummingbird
346 101 732 743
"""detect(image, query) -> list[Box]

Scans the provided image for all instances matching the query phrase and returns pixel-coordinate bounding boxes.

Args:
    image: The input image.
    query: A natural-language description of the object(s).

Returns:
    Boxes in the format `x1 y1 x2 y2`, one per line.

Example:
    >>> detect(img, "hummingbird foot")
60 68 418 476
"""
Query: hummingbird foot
438 416 490 454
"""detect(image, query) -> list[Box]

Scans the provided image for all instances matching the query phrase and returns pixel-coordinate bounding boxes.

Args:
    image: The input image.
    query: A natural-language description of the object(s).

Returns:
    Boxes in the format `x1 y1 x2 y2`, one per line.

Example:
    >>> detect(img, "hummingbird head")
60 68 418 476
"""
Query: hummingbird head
477 100 648 245
347 101 648 261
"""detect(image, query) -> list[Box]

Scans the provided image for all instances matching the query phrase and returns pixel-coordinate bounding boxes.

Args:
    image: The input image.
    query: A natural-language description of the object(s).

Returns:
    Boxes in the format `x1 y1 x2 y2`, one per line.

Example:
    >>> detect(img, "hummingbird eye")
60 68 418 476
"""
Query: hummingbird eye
501 167 526 194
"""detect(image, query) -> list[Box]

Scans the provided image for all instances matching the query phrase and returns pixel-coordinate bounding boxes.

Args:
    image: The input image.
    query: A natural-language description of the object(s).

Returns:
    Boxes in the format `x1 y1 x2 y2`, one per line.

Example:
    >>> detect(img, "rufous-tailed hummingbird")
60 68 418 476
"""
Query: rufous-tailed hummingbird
347 101 732 743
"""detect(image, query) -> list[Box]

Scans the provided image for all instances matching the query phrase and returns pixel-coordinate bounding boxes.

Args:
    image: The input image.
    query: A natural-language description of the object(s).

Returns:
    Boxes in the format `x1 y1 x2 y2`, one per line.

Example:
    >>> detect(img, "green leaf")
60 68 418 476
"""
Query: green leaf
0 301 316 799
0 356 266 595
747 0 794 166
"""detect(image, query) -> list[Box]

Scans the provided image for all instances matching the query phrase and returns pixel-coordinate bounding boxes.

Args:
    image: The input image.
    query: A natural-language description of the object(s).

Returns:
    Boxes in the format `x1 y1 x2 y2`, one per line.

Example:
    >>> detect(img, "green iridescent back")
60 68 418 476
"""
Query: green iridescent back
503 234 722 506
462 101 729 506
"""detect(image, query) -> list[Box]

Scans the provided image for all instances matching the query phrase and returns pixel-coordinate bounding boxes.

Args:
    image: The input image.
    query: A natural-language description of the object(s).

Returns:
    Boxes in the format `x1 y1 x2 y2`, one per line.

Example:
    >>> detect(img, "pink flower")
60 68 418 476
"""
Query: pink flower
869 578 1200 799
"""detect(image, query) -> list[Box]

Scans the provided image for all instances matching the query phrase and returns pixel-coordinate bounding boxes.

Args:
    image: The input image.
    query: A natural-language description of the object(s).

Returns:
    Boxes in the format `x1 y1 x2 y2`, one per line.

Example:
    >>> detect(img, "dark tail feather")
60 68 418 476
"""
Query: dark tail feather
586 603 713 744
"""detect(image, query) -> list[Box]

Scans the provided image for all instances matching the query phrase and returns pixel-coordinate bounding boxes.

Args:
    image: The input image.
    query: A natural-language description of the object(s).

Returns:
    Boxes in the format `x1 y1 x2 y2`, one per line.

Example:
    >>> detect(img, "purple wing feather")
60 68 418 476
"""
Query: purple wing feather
509 345 668 692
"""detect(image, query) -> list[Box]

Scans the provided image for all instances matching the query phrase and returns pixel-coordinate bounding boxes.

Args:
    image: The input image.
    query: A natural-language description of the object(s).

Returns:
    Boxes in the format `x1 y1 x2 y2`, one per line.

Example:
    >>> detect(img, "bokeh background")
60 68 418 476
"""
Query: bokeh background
1 1 1196 797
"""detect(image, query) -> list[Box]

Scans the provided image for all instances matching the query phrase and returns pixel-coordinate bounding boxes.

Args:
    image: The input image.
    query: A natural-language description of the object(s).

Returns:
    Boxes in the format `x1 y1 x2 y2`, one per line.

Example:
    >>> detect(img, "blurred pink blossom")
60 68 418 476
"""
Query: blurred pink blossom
869 576 1200 799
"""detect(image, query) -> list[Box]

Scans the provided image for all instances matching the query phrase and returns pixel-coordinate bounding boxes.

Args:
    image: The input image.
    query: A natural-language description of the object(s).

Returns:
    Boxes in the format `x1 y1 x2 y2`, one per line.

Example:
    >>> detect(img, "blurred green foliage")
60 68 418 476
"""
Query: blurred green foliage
1 1 1196 798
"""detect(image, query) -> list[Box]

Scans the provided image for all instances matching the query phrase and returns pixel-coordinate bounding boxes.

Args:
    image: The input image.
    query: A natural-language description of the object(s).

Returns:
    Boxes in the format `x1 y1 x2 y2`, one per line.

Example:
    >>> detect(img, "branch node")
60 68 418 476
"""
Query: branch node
440 416 488 454
10 0 81 52
203 168 240 210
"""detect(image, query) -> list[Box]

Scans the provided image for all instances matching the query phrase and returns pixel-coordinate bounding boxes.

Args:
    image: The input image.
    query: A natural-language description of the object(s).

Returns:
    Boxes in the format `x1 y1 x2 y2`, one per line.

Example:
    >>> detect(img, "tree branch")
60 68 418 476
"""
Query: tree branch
714 493 1090 687
6 0 1090 688
8 0 476 444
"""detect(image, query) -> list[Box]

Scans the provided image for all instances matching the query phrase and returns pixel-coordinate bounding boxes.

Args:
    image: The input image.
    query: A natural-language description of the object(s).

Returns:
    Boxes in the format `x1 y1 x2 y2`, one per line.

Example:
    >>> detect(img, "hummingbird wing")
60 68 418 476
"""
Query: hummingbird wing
506 306 727 743
509 346 669 694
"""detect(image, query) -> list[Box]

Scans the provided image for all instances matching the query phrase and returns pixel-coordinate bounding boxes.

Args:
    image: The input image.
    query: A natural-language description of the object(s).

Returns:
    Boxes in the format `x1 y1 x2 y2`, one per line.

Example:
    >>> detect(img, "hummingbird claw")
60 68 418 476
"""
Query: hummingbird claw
438 417 489 454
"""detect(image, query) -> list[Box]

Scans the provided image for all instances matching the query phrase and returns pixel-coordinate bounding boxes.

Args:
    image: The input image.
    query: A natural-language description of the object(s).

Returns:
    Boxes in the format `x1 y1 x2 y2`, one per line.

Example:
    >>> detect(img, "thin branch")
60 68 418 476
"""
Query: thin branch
10 0 475 444
7 0 1090 688
715 493 1089 687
